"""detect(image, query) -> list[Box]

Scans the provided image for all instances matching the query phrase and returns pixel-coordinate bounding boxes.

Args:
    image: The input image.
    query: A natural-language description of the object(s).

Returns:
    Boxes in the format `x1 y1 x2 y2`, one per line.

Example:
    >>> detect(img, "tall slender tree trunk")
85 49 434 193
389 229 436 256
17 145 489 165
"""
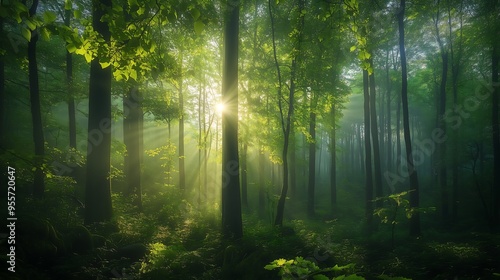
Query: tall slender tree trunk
28 0 45 198
492 43 500 228
398 0 421 236
123 86 142 210
178 53 186 193
396 91 402 187
271 0 304 226
386 49 393 179
369 64 383 206
330 105 337 209
307 93 317 216
363 70 373 231
290 123 297 198
258 146 266 217
434 0 449 224
357 123 364 176
221 0 242 239
438 51 449 223
85 0 113 224
65 9 76 149
241 141 249 208
448 2 463 222
198 82 202 205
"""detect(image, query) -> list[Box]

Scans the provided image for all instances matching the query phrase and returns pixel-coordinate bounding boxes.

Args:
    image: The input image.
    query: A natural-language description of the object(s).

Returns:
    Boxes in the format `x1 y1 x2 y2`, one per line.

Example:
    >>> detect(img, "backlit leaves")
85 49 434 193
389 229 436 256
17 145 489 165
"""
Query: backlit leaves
194 20 204 35
21 27 31 42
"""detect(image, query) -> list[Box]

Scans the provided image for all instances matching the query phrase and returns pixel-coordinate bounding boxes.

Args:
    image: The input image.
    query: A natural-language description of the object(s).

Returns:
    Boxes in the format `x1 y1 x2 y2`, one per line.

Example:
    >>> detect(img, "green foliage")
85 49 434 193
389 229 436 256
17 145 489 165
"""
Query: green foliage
145 143 177 183
265 257 413 280
265 257 362 280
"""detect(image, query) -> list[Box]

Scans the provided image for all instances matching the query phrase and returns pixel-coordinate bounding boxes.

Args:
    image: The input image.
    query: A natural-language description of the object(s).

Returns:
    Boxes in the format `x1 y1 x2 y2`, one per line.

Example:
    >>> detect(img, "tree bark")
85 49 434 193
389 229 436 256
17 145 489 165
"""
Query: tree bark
330 105 337 209
448 1 463 222
221 0 242 239
65 8 76 149
241 141 248 208
398 0 421 236
123 86 142 210
258 146 266 217
28 0 45 198
369 63 383 206
386 49 392 180
492 43 499 228
363 69 373 231
85 0 113 224
271 0 304 226
289 123 297 198
178 53 185 193
307 93 317 216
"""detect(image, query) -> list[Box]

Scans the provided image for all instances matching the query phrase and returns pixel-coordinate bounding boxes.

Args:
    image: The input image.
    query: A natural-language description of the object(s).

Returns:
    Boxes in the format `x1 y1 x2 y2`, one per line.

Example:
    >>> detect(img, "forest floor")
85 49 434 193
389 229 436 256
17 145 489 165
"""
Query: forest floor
2 183 500 280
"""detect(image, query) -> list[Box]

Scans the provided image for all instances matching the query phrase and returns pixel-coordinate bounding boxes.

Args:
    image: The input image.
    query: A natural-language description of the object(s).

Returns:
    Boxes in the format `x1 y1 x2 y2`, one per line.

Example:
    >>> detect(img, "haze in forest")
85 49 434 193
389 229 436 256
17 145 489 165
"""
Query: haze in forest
0 0 499 279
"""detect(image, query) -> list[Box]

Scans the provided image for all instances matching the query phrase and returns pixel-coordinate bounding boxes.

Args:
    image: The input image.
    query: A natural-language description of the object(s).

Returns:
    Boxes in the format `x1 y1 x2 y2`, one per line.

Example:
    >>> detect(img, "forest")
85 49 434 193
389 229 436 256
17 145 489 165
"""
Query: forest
0 0 499 279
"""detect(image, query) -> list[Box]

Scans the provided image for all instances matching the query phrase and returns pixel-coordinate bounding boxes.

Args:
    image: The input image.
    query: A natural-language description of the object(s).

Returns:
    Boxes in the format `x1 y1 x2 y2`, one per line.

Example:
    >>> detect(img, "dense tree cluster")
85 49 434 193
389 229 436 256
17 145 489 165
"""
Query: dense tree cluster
1 0 499 277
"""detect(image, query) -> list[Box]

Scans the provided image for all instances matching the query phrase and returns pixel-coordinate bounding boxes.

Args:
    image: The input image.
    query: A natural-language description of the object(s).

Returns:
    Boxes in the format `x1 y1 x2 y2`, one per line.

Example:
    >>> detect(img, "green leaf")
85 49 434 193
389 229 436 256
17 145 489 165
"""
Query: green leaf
350 45 356 52
343 275 365 280
67 43 77 53
40 27 50 41
14 14 22 24
194 21 204 35
84 52 92 63
130 69 137 80
377 276 412 280
313 274 330 280
43 11 57 23
332 264 355 271
191 8 200 20
74 9 82 19
137 6 145 16
100 61 111 69
13 1 28 13
264 264 278 270
26 19 37 31
21 28 31 42
113 4 123 12
65 0 72 10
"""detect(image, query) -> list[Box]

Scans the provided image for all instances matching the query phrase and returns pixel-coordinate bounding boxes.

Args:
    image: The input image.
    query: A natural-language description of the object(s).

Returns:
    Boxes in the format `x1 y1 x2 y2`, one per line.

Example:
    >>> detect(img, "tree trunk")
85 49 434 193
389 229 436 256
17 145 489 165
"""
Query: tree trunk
369 64 383 206
357 123 364 176
198 82 202 204
398 0 421 236
448 2 463 222
258 146 266 217
270 0 304 226
65 9 76 149
396 90 402 187
434 0 449 224
241 141 249 208
492 44 500 227
363 70 373 231
178 53 185 193
123 86 142 210
438 52 449 223
307 93 317 217
386 49 392 179
221 0 242 239
330 105 337 209
289 123 297 198
85 0 113 224
28 0 45 198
